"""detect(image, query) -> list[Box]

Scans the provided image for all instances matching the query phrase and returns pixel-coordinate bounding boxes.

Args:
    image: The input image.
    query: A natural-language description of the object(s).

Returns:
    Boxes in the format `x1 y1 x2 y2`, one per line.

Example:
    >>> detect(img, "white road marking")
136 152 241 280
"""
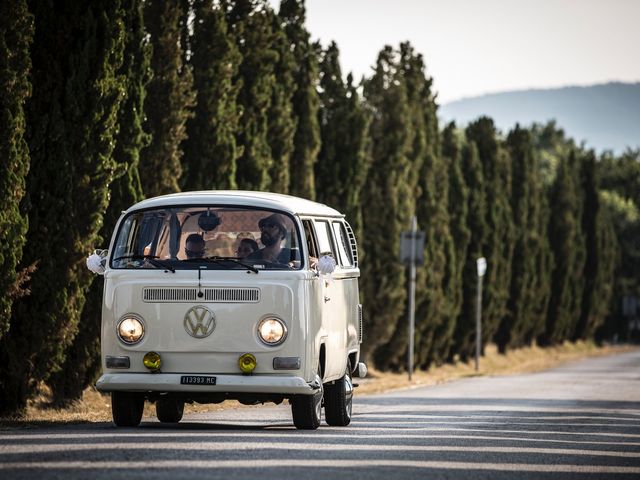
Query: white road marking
352 419 638 428
1 459 639 474
2 442 639 458
345 426 640 438
356 413 640 422
355 404 640 416
2 431 640 447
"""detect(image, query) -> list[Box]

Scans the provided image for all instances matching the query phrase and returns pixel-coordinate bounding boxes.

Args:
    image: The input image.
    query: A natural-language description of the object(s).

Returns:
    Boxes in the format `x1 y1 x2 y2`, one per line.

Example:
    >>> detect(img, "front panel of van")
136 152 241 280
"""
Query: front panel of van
101 269 315 379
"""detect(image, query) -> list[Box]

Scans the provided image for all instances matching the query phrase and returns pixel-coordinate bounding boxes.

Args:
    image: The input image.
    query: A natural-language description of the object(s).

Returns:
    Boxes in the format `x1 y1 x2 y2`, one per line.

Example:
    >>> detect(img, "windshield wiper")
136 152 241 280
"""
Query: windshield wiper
200 256 259 274
112 254 175 273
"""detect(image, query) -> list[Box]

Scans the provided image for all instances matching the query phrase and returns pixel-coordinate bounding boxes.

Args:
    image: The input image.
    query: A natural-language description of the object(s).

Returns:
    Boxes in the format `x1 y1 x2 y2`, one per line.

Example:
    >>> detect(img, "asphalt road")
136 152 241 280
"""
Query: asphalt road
1 350 639 479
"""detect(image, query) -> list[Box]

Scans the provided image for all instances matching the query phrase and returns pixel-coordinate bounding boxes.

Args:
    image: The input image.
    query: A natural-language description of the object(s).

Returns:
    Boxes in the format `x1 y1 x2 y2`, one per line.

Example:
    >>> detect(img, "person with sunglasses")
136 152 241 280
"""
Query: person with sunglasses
184 233 206 259
247 213 292 265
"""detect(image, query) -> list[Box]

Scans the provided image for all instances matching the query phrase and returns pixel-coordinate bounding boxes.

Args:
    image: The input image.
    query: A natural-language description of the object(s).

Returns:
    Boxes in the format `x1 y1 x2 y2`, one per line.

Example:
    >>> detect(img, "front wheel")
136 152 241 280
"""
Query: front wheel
291 371 323 430
324 360 353 426
111 391 144 427
156 396 184 423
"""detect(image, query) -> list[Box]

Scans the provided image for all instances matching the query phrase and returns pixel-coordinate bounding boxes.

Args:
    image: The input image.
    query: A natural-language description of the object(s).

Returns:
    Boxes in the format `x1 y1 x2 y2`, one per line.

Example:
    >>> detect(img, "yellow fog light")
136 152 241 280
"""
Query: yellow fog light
143 351 161 371
238 353 257 374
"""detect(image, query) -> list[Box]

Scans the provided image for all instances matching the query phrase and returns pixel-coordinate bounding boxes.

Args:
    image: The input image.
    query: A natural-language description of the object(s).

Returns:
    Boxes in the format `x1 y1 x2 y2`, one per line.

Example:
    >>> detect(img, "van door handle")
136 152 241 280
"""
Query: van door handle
324 296 330 303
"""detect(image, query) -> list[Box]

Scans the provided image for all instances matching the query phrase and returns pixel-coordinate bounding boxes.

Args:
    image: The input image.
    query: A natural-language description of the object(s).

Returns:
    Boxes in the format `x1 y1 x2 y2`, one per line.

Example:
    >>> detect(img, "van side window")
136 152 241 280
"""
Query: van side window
332 221 354 267
302 220 319 265
313 220 336 259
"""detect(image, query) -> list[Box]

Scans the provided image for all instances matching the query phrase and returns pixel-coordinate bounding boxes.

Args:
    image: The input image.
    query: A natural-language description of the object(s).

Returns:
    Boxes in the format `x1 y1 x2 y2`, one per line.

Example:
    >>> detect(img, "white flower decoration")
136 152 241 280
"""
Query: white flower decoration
317 254 337 276
86 249 108 275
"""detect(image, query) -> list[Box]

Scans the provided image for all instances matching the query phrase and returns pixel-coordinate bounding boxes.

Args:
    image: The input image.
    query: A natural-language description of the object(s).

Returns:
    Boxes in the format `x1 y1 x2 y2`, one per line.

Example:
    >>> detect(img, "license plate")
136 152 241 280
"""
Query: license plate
180 375 217 385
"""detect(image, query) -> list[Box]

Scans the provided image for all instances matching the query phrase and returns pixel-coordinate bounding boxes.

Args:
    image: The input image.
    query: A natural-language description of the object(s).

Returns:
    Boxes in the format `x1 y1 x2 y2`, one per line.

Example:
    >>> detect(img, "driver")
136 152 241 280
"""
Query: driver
247 214 291 264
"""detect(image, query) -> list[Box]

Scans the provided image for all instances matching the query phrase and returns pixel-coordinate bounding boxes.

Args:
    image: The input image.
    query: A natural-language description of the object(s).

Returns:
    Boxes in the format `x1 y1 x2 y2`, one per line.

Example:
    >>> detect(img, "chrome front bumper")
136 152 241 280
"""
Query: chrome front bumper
96 372 316 395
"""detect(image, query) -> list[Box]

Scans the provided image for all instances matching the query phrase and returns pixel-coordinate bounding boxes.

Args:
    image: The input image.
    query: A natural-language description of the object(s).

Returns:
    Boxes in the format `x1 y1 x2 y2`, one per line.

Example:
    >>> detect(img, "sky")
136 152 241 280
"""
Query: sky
301 0 640 103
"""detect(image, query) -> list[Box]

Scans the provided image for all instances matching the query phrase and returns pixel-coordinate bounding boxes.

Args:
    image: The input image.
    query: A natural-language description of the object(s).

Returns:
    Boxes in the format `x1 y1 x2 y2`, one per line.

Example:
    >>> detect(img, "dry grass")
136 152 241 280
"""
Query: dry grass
0 386 245 427
1 341 636 427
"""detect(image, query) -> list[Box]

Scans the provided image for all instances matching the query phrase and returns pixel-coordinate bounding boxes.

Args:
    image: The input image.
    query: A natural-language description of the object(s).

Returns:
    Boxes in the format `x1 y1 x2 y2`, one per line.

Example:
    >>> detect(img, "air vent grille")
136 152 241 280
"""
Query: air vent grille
204 288 259 302
143 288 196 302
143 287 260 303
358 303 363 343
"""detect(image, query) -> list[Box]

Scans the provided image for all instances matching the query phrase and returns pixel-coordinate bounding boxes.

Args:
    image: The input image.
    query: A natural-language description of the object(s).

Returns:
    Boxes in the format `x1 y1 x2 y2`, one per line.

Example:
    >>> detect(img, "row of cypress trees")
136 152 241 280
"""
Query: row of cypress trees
0 0 636 415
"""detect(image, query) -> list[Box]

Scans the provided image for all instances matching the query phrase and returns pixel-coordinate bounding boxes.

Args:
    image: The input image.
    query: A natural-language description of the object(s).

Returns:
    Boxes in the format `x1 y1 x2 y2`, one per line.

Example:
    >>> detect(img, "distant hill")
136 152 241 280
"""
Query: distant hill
439 82 640 154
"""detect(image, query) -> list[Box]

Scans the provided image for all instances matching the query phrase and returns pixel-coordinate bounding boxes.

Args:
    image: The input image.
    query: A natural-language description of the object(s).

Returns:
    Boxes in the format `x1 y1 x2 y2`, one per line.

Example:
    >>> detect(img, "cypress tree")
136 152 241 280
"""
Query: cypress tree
0 0 126 415
598 150 640 340
0 0 33 341
415 64 455 369
412 145 455 370
524 153 554 345
370 44 426 370
525 122 566 344
315 42 346 209
496 125 541 351
574 153 618 340
541 150 586 345
360 45 414 363
451 140 486 361
440 123 470 359
223 0 296 193
465 118 515 352
371 43 452 370
279 0 321 199
228 0 278 191
266 7 296 193
426 124 468 365
315 41 370 240
48 0 152 406
338 76 370 236
140 0 195 197
182 0 242 191
597 192 638 341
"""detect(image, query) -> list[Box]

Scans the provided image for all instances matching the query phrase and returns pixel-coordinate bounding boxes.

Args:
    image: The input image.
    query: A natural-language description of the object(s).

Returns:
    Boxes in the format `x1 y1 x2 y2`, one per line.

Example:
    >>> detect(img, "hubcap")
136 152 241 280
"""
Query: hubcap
345 374 353 417
314 373 323 421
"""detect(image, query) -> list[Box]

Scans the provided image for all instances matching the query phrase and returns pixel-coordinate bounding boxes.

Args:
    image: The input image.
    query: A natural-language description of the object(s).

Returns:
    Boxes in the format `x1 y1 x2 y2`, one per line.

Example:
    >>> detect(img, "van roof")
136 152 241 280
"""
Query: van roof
127 190 343 217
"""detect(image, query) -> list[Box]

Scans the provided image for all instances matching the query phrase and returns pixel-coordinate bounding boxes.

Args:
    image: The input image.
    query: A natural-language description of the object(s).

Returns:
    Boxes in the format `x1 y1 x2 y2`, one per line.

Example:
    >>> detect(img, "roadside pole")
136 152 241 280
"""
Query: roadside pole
408 217 417 381
475 257 487 372
400 217 424 381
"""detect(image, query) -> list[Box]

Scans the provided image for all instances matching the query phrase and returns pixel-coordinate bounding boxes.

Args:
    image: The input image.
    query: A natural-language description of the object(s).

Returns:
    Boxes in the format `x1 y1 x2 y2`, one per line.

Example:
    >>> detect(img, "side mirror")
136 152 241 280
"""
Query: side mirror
86 249 108 275
316 253 336 275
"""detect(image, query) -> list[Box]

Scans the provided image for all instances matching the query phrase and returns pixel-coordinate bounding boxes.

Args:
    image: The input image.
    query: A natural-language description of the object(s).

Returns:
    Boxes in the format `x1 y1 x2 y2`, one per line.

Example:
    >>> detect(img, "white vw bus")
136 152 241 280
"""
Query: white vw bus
93 191 366 429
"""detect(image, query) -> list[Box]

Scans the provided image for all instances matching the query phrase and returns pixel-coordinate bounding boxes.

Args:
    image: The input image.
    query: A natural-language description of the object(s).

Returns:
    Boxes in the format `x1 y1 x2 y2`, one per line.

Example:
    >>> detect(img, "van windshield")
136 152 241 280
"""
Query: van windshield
110 206 303 271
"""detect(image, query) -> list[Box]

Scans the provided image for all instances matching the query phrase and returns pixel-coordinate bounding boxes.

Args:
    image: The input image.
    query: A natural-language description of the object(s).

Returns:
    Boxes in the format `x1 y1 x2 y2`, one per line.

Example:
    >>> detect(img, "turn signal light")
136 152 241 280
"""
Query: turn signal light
143 351 161 371
238 353 257 374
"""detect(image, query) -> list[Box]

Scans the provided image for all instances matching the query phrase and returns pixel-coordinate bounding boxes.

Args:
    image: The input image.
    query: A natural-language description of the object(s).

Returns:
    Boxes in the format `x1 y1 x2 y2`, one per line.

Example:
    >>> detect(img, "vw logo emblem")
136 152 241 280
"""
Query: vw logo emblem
184 306 216 338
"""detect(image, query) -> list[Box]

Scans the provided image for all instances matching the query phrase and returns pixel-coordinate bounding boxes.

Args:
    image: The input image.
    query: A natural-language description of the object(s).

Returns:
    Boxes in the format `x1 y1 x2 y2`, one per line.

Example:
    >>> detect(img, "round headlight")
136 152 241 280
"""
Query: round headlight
257 317 287 346
117 315 145 345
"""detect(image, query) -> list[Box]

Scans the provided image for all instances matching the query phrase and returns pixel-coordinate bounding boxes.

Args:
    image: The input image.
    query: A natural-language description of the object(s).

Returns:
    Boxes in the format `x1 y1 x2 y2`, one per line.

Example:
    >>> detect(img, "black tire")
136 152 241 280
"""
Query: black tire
324 359 353 426
156 396 184 423
291 370 323 430
111 391 144 427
